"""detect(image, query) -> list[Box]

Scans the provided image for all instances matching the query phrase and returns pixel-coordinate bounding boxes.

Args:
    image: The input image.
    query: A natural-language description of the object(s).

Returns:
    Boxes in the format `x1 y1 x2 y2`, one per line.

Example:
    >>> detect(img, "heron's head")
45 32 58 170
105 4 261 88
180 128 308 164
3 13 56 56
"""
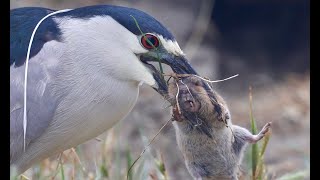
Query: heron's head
11 5 198 96
57 5 197 95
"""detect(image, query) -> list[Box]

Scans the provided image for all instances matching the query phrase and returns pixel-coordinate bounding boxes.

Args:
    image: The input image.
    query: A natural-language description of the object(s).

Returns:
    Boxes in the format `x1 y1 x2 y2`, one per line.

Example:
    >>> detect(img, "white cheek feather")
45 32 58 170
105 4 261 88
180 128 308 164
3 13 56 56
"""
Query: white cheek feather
157 35 185 56
55 15 155 86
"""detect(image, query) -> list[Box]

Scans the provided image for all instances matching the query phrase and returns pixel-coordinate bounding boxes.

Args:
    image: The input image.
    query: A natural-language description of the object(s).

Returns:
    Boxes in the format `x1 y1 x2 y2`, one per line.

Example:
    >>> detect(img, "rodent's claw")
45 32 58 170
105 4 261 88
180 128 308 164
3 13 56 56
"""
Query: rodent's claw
172 105 184 122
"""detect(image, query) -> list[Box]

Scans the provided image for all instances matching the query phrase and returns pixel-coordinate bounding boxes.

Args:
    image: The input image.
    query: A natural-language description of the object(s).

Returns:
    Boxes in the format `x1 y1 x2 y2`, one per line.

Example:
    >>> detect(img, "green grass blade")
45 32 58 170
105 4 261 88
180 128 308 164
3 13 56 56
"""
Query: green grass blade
115 129 122 180
126 148 133 180
10 166 19 180
60 162 65 180
260 131 271 158
249 87 258 135
251 125 259 179
249 87 259 179
157 153 167 180
255 158 265 180
255 132 271 180
100 164 109 178
157 160 166 177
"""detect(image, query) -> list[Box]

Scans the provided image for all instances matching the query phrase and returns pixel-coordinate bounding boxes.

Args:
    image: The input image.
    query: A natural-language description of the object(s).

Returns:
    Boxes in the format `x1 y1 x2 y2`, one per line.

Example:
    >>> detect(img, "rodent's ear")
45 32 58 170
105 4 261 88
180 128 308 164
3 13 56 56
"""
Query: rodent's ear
225 112 231 120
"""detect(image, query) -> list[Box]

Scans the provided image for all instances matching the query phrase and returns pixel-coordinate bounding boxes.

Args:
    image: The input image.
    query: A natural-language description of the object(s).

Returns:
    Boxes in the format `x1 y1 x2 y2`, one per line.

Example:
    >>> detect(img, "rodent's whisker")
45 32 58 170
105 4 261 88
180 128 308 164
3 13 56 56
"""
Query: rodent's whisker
163 73 239 83
191 74 239 83
175 80 182 114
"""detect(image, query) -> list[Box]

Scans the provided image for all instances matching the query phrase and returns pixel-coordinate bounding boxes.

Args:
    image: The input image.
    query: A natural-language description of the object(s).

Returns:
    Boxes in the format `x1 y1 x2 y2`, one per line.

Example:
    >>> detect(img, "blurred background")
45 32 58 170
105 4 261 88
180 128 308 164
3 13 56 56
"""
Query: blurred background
11 0 310 179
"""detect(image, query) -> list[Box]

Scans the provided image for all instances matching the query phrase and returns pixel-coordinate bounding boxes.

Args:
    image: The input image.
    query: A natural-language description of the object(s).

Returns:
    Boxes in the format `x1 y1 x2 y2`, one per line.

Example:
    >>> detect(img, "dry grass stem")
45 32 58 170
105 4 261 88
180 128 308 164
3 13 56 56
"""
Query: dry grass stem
51 153 63 179
71 148 87 174
175 80 182 114
127 118 172 180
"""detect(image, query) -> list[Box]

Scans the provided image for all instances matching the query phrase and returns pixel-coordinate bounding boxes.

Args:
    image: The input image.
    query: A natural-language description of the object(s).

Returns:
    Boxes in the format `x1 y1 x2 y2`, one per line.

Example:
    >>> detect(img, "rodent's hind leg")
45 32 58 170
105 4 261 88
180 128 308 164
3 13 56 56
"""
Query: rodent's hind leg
232 122 271 154
249 122 272 143
242 122 272 143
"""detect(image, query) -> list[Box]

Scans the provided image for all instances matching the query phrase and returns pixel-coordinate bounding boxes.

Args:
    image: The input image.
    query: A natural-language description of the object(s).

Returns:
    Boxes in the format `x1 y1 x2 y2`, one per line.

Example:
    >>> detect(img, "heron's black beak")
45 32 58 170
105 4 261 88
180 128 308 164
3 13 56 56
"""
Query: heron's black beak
140 53 199 97
160 55 198 75
140 53 198 75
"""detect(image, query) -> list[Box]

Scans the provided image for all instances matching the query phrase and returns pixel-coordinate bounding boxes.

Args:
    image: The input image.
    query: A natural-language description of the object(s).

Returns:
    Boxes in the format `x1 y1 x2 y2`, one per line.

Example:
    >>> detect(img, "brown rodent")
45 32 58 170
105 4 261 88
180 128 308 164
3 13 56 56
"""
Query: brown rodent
168 76 271 180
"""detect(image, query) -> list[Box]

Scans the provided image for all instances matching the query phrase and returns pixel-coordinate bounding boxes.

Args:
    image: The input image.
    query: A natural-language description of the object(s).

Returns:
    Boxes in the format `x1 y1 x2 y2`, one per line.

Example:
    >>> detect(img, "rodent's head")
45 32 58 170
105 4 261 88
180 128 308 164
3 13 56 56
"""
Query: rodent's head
168 76 231 137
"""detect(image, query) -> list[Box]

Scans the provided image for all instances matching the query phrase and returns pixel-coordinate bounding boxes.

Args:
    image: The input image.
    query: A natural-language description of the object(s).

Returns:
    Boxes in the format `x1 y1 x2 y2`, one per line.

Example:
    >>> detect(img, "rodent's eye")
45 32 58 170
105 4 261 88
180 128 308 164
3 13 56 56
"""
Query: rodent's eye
194 80 202 86
140 33 160 50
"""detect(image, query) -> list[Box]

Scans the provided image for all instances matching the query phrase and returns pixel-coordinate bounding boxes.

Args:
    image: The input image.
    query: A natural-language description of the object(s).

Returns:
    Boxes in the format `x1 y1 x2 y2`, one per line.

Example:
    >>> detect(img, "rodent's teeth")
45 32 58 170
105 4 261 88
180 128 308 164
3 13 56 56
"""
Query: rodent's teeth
189 101 194 108
186 94 192 101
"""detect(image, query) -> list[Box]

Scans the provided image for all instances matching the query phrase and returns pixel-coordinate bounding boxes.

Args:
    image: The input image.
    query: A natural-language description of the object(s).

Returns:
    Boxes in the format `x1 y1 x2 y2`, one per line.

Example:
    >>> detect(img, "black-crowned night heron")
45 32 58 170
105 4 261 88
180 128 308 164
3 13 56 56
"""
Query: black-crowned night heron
10 5 199 174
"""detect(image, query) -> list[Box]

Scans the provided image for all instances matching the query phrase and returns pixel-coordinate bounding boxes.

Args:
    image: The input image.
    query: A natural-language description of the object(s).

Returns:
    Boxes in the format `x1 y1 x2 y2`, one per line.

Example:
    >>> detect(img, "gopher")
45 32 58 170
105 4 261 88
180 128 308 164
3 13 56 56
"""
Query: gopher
168 76 271 180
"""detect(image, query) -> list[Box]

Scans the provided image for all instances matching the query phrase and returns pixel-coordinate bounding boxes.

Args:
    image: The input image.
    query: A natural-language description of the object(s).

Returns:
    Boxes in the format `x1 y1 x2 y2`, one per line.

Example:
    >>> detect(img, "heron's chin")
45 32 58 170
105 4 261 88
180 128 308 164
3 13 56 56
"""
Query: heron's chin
138 56 167 96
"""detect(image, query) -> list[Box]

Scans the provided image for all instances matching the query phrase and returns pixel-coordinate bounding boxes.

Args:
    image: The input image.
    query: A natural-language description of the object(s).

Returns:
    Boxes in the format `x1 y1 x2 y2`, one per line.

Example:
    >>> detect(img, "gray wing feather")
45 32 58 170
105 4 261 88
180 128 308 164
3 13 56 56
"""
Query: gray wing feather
10 52 59 163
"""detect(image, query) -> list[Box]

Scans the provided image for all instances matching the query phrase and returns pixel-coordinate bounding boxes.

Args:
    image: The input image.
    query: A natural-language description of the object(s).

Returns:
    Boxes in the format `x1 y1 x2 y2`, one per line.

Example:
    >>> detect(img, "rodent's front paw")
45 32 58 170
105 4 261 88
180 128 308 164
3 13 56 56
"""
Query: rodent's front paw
172 105 184 122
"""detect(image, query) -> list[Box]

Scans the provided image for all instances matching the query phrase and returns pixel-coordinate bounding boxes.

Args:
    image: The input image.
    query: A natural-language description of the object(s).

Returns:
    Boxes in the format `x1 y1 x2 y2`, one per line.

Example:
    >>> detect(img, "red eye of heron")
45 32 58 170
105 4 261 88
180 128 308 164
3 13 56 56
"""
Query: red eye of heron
141 34 159 49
